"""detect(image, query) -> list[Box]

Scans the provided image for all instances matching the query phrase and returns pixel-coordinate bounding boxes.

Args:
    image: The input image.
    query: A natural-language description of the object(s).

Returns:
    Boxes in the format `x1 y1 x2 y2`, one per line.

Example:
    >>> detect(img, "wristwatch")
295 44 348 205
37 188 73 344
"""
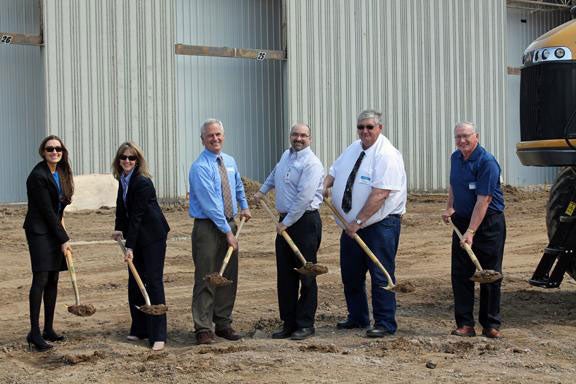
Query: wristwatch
355 218 363 226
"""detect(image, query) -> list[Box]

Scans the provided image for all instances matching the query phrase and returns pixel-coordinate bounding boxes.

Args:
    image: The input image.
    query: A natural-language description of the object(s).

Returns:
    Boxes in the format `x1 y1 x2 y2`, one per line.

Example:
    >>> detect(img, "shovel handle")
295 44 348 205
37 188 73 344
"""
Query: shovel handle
219 217 246 275
116 240 151 306
449 221 484 272
259 199 308 266
324 200 395 290
64 249 81 306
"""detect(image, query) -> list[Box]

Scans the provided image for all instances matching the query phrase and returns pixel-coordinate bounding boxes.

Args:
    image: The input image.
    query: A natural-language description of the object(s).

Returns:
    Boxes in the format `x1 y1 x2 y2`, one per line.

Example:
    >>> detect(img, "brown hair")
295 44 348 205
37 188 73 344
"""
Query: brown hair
38 135 74 204
111 142 151 180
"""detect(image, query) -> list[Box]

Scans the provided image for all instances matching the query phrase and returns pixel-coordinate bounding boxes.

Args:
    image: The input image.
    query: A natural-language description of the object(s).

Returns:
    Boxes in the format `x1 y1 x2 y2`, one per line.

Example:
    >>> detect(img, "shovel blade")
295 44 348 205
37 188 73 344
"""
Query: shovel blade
137 304 168 316
470 270 503 284
295 263 328 276
204 272 233 287
67 304 96 317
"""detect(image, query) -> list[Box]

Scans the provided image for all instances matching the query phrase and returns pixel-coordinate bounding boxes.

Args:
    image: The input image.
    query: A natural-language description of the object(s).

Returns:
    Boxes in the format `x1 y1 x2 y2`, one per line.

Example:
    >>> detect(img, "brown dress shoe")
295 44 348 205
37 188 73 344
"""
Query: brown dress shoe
215 327 242 341
482 328 502 339
451 326 476 337
196 330 215 345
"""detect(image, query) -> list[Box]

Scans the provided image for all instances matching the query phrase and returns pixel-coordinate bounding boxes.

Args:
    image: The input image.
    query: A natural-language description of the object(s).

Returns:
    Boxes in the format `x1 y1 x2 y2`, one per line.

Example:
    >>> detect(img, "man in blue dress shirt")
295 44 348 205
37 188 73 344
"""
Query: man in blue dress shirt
189 118 252 345
442 121 506 339
254 123 324 340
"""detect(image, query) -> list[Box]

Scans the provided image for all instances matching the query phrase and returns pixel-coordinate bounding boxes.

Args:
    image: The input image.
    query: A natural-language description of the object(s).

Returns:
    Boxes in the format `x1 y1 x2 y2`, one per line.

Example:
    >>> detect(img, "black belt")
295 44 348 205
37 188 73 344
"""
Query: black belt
279 210 318 221
196 217 235 222
388 214 401 219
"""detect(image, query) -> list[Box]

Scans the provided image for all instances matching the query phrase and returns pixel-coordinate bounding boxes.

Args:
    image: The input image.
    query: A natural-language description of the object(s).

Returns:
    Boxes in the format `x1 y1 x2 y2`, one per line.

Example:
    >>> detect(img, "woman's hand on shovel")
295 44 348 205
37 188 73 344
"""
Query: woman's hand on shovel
111 231 124 242
61 241 72 255
124 248 134 263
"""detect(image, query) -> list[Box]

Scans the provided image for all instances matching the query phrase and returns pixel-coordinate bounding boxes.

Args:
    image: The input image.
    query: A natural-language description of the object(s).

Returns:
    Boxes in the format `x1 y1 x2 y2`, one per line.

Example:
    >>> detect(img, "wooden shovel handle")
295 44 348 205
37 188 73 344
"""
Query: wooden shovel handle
259 198 308 266
324 199 395 289
450 221 484 272
219 217 246 275
116 240 151 306
64 249 81 306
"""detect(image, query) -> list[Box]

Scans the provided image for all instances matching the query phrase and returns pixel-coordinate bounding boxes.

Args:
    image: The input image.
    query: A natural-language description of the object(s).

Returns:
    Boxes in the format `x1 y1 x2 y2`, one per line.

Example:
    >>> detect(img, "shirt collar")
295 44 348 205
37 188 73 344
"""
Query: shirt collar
203 148 222 162
289 146 311 159
457 144 484 162
121 169 135 184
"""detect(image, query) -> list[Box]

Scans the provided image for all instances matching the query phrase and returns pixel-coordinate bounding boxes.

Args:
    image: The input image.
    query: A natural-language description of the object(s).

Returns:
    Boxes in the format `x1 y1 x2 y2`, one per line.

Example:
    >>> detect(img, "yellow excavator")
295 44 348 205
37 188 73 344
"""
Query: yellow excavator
517 8 576 288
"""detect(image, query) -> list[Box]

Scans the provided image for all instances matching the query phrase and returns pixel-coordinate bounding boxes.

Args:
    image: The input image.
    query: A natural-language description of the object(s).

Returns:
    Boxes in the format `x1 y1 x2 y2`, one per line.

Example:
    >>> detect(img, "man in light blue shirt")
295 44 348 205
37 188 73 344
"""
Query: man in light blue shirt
189 118 251 345
254 123 324 340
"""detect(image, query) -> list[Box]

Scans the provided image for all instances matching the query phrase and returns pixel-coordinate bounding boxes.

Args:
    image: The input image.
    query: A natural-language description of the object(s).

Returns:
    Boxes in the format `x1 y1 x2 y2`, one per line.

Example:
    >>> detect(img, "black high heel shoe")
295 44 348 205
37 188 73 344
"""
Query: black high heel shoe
42 330 65 342
26 333 53 352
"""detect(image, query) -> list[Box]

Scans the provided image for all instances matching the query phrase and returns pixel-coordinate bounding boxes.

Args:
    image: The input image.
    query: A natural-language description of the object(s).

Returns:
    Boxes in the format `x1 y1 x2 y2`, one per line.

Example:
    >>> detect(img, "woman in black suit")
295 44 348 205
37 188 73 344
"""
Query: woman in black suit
23 135 74 351
111 142 170 351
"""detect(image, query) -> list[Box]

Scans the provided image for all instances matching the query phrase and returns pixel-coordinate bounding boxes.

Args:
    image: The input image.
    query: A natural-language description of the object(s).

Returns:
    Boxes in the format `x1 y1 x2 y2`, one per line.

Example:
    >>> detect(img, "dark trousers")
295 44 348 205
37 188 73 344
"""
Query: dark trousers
340 216 401 333
275 210 321 329
451 212 505 329
192 219 238 333
128 239 167 344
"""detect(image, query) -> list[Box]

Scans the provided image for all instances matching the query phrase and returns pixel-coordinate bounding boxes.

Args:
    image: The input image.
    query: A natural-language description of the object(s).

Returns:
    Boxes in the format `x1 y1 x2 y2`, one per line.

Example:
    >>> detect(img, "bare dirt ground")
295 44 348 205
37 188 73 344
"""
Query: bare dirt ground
1 184 576 383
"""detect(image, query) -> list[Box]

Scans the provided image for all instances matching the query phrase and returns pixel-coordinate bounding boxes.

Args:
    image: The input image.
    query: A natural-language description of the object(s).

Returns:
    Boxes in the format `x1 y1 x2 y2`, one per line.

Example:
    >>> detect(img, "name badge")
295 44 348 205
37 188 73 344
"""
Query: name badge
359 175 371 185
226 167 234 172
468 182 476 190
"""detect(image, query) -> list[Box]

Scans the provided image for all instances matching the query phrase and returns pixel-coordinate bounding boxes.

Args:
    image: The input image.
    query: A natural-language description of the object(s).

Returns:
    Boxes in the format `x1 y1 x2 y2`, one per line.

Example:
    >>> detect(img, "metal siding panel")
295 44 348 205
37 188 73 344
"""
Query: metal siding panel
175 0 284 191
0 0 45 202
288 0 507 192
43 0 177 199
506 7 569 186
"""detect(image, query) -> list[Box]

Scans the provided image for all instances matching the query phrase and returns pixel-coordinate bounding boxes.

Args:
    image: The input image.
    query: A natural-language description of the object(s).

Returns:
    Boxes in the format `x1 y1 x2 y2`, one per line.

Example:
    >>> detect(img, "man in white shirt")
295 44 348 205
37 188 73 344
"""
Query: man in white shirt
254 123 324 340
323 109 407 338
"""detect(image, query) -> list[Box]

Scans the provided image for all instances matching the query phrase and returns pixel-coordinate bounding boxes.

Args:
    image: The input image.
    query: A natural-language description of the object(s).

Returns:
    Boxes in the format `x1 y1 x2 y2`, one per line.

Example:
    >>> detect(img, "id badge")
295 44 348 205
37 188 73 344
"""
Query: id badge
359 175 371 185
468 182 476 190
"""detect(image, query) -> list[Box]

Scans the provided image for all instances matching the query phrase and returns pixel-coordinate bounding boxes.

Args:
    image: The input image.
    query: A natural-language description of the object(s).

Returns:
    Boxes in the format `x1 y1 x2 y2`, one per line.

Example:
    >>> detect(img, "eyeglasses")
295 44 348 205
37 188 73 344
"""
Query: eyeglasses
119 155 137 161
45 146 63 153
357 125 376 131
290 133 310 138
454 133 475 140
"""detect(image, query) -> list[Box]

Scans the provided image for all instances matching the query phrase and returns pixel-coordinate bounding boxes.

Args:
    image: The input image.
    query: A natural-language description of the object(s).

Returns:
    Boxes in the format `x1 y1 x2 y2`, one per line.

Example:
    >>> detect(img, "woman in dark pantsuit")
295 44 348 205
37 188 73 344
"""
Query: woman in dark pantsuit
23 135 74 351
111 142 170 351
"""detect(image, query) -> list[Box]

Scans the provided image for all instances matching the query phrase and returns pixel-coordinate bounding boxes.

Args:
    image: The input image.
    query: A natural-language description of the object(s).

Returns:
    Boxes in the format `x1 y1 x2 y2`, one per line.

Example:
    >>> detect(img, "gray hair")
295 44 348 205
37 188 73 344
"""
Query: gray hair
201 118 224 138
357 109 382 124
290 122 311 136
454 121 476 132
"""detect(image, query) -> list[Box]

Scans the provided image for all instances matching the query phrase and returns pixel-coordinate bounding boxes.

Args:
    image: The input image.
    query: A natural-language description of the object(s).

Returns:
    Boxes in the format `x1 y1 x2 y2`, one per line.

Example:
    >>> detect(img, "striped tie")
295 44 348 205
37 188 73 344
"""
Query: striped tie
217 156 234 219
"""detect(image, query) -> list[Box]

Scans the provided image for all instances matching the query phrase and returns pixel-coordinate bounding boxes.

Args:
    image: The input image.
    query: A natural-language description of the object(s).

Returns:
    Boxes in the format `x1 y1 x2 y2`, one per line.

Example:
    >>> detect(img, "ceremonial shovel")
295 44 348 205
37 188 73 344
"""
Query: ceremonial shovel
259 198 328 276
449 220 503 284
64 249 96 316
116 240 168 315
324 199 396 291
204 216 247 287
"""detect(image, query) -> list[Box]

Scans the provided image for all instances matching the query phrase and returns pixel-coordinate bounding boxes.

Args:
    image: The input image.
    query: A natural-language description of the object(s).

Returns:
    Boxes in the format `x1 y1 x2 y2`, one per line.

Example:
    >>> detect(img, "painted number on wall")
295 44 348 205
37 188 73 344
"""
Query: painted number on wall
256 51 267 61
1 35 13 44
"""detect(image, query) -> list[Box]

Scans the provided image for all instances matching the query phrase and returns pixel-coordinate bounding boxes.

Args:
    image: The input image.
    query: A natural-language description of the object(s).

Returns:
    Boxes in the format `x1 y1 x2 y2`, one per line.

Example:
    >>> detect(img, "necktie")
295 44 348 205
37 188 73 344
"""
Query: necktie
341 151 365 213
217 156 234 219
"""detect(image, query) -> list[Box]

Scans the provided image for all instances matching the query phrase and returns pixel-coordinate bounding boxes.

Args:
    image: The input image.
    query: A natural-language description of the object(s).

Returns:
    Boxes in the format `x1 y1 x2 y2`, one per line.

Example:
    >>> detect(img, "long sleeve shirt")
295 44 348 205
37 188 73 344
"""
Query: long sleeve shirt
188 149 249 233
260 146 324 227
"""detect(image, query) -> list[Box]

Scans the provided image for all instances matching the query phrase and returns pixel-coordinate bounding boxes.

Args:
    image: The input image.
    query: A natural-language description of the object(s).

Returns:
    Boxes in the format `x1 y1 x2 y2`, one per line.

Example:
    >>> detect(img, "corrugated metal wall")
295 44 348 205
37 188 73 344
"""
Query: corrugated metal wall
43 0 177 199
287 0 507 191
175 0 285 191
0 0 45 202
506 7 569 186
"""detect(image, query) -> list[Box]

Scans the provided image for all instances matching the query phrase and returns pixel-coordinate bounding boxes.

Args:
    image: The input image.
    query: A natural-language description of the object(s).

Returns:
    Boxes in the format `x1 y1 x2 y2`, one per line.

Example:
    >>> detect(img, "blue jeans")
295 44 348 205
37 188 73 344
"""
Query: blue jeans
340 216 401 333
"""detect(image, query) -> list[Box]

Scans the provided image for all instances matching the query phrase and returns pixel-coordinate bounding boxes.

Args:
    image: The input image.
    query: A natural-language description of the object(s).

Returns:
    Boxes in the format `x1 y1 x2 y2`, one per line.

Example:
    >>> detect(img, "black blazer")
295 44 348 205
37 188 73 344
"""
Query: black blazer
115 170 170 250
23 161 70 244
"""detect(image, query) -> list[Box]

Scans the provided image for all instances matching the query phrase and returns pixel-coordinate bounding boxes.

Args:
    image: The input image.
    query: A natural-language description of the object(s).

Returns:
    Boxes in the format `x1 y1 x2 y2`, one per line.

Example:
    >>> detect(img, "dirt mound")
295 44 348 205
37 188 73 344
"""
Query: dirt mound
62 351 106 365
299 344 339 353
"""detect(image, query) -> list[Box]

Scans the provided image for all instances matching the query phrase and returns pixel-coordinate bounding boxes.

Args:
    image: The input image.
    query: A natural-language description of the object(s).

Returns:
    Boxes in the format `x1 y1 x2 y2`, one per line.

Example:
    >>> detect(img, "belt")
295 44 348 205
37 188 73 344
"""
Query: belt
195 217 235 222
388 214 401 219
279 209 318 221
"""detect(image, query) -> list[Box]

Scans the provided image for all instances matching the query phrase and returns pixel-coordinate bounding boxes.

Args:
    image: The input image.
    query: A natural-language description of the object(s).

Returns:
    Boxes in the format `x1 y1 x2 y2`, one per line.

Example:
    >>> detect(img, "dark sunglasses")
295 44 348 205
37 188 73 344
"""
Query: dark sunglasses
119 155 137 161
357 124 376 130
45 146 63 153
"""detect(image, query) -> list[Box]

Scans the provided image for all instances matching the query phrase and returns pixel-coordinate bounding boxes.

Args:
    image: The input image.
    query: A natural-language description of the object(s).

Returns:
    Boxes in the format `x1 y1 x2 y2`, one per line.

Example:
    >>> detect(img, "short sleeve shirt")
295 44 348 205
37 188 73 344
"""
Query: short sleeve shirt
450 144 505 218
329 134 407 227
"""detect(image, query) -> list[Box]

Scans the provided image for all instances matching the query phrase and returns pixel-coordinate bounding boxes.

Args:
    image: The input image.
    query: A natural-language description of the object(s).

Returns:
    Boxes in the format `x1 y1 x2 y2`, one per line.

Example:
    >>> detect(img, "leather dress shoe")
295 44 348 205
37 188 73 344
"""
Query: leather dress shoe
366 326 393 338
215 327 242 341
42 330 65 342
482 328 502 339
196 330 215 345
336 319 369 330
451 326 476 337
272 327 295 339
291 327 315 340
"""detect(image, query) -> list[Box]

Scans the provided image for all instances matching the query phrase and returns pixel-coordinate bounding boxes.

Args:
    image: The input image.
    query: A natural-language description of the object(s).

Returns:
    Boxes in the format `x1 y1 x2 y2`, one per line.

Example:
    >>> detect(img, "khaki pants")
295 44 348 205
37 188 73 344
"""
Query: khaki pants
192 219 238 333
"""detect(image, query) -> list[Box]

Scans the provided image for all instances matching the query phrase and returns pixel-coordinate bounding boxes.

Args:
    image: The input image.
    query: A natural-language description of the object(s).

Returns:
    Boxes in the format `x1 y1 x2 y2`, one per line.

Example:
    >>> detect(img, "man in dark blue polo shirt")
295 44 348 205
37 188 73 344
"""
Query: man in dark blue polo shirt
442 121 505 339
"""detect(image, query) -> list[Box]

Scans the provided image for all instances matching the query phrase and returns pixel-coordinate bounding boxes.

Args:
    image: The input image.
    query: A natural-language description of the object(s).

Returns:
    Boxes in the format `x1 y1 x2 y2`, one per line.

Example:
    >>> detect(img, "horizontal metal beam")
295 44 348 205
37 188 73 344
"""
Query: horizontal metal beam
506 0 571 10
0 32 43 46
175 44 286 61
